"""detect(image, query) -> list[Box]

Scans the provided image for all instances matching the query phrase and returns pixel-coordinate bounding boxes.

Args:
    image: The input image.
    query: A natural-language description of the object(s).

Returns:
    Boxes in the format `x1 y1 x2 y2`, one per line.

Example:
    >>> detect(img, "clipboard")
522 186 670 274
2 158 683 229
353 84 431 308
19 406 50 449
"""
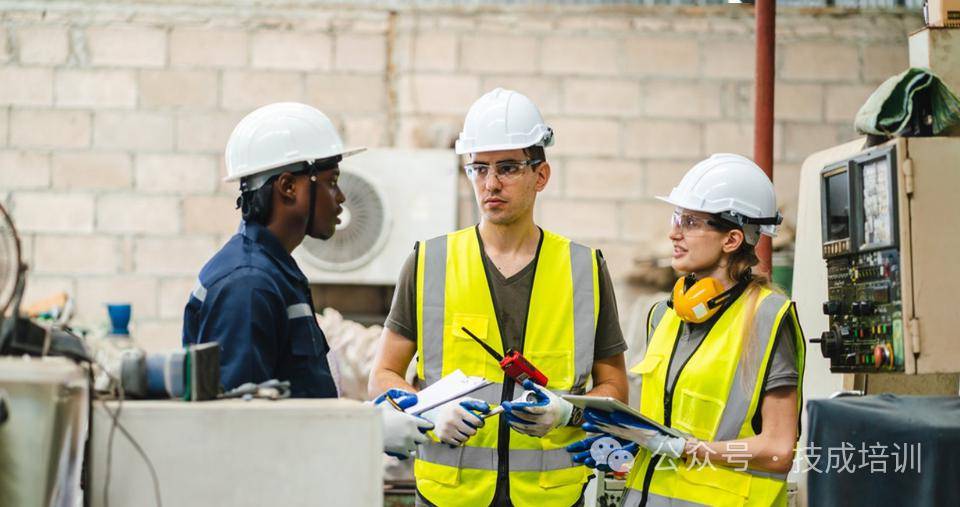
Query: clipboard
405 369 491 416
561 395 689 439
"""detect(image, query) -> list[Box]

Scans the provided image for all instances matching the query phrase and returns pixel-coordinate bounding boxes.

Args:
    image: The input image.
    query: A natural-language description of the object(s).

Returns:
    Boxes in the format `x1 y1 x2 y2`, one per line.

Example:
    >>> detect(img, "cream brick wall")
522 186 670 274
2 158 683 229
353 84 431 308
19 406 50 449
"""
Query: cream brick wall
0 109 7 148
86 26 166 68
55 69 138 109
18 25 69 65
96 194 180 234
51 152 132 190
170 28 246 68
33 235 120 274
140 70 219 109
94 111 174 151
335 34 386 72
0 1 919 349
221 71 304 109
624 36 699 77
0 67 53 106
251 31 333 71
10 109 90 148
0 151 50 189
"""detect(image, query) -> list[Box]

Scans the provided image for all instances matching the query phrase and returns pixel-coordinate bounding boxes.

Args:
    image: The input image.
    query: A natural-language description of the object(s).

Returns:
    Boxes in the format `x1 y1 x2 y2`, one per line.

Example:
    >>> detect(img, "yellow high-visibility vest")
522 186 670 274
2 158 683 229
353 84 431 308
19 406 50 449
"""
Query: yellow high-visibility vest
414 226 600 507
621 287 805 507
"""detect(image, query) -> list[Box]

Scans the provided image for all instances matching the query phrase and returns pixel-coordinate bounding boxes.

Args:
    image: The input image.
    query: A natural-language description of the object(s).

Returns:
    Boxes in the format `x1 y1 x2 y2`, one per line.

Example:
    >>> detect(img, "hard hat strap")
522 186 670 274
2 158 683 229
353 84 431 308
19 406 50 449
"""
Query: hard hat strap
305 171 317 236
705 277 750 310
302 155 342 236
716 210 783 228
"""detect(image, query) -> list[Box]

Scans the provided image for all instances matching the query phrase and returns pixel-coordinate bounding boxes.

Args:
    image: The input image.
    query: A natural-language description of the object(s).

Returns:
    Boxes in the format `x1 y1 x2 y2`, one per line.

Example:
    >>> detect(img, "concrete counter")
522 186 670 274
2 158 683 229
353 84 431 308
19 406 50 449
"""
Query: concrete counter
90 398 382 507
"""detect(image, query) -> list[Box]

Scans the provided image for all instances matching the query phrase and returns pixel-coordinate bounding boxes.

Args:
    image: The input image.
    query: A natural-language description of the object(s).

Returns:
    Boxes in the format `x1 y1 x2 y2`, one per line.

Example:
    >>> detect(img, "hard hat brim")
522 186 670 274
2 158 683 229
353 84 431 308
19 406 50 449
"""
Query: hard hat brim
655 195 698 211
223 146 367 182
655 194 730 215
339 146 367 159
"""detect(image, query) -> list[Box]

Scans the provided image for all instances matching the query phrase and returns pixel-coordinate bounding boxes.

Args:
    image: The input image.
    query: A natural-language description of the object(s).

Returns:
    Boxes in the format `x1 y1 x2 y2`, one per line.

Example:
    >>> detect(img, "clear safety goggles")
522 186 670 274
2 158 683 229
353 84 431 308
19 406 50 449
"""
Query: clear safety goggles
670 210 730 236
463 159 542 182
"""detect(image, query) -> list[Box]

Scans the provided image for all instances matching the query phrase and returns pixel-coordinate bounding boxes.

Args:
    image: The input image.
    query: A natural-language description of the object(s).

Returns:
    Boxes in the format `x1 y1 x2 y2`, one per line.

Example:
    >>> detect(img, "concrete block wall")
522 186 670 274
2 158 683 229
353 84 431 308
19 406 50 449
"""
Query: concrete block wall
0 1 920 351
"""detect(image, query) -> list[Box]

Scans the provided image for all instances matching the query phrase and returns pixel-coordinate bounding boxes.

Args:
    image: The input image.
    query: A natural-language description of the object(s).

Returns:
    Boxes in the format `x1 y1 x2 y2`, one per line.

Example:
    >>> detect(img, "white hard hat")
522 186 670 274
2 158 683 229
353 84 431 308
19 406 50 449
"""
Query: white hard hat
657 153 782 245
224 102 364 189
455 88 554 155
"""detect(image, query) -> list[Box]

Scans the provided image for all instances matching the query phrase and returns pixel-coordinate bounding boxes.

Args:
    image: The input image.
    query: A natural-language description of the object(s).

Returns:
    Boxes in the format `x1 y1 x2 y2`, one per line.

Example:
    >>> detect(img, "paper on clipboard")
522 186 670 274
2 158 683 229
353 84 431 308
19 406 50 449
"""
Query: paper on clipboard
561 395 688 439
406 369 491 416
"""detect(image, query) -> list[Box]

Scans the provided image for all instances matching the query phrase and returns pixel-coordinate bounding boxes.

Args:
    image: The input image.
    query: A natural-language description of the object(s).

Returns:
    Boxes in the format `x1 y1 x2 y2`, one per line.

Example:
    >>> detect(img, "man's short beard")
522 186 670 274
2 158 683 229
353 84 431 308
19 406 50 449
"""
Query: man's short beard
485 213 517 226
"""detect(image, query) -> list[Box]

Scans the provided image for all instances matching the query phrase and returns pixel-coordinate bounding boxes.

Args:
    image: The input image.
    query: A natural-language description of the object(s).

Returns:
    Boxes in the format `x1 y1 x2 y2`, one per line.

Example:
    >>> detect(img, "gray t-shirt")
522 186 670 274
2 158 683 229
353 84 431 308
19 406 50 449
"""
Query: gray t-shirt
657 308 799 395
385 236 627 361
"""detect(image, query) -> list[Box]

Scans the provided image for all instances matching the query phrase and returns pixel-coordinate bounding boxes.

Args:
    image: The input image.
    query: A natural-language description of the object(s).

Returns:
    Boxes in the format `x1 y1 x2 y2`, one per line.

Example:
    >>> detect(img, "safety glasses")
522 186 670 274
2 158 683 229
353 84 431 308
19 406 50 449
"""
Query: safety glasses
670 210 729 236
463 159 542 182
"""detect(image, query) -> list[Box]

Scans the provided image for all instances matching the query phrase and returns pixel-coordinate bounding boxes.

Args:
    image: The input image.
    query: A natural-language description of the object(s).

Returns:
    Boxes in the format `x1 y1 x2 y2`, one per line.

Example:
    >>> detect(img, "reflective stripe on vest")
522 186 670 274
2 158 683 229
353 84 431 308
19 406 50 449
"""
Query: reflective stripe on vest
570 241 596 389
622 465 790 506
622 488 709 507
418 441 576 472
646 301 668 344
713 294 785 441
421 235 447 386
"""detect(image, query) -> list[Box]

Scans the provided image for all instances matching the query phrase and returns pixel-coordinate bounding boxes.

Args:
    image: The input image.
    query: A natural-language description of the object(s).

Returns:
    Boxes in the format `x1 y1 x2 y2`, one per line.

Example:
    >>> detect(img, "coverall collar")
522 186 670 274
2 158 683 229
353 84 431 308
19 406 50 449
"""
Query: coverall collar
239 221 309 284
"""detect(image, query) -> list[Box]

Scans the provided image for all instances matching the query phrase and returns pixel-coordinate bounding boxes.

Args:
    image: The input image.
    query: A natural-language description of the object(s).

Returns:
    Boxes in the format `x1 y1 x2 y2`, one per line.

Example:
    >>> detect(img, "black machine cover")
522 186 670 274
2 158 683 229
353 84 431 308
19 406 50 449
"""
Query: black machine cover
806 394 960 506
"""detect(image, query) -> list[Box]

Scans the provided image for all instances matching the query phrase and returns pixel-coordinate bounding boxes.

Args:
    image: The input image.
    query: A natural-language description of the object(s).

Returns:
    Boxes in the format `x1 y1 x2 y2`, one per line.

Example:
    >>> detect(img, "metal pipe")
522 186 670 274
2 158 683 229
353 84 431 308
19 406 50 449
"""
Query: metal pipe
754 0 775 276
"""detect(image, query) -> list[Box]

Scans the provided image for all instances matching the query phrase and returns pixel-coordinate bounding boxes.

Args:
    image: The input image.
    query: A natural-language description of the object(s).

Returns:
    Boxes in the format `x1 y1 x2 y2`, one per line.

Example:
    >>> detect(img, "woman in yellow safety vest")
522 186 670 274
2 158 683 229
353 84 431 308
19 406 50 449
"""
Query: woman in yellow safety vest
567 153 806 507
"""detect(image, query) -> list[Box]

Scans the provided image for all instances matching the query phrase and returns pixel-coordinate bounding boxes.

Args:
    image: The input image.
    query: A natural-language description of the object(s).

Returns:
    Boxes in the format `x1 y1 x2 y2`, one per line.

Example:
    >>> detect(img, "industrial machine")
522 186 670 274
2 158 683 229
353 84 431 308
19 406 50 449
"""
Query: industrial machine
1 201 90 507
0 357 89 507
811 137 960 374
294 148 458 285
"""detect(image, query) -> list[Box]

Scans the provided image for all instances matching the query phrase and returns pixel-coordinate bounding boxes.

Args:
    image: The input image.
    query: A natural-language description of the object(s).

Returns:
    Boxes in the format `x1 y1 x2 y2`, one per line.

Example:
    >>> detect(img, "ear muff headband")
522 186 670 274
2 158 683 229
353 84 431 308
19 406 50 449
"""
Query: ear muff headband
669 275 746 324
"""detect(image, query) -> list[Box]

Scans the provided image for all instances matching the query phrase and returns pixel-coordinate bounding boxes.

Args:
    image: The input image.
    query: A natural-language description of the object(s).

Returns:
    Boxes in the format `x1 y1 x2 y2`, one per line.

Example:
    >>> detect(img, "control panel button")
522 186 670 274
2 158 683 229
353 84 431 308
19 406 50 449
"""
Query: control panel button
822 300 843 315
850 300 875 316
873 343 892 368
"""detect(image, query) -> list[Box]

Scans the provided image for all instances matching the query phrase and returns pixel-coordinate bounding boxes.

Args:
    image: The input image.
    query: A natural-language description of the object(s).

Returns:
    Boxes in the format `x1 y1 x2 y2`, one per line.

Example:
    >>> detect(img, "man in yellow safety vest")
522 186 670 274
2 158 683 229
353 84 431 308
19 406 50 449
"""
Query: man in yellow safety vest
369 88 630 507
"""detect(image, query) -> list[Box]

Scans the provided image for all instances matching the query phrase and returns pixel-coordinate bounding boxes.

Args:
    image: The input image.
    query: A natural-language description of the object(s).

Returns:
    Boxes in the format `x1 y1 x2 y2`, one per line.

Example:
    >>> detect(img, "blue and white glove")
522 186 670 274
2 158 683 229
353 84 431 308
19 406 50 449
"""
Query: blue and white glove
374 389 434 460
426 398 491 446
373 388 419 409
566 434 639 473
581 408 687 459
501 379 573 437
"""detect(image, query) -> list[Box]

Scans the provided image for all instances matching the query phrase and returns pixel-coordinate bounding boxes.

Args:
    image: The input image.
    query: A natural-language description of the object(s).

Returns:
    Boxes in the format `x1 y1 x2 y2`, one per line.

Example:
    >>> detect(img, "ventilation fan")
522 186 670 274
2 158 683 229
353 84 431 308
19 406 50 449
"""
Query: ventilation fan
294 149 458 285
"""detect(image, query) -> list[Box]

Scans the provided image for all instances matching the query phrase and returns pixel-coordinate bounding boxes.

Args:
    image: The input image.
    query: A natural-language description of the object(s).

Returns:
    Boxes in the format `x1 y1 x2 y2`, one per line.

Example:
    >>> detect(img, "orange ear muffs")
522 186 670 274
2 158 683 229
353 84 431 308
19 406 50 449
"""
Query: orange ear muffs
671 276 725 323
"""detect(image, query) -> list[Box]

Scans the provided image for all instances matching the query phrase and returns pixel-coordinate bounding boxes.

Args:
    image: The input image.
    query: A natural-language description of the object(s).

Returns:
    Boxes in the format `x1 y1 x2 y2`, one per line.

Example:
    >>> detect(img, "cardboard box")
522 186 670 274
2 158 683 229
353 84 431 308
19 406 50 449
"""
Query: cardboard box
925 0 960 27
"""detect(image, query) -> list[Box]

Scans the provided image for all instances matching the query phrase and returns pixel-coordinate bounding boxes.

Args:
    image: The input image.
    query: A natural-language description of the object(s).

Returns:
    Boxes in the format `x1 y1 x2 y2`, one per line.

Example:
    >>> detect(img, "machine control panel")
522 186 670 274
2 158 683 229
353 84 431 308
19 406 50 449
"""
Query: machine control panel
813 146 904 373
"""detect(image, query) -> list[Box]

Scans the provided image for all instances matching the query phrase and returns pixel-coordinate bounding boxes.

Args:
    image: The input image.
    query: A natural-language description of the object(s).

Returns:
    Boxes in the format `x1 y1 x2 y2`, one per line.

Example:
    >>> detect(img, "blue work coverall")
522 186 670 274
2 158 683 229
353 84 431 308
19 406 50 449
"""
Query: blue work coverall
182 221 338 398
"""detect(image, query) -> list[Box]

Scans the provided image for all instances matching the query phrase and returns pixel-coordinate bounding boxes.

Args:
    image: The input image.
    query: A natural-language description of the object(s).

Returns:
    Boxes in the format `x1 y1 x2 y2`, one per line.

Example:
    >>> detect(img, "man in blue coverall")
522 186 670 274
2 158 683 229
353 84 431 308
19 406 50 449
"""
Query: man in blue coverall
182 102 433 458
181 102 357 398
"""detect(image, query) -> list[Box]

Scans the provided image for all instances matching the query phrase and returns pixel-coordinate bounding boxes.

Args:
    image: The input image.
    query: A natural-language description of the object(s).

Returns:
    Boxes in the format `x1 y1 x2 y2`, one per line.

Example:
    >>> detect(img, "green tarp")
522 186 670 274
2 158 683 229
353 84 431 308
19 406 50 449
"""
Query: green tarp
855 67 960 137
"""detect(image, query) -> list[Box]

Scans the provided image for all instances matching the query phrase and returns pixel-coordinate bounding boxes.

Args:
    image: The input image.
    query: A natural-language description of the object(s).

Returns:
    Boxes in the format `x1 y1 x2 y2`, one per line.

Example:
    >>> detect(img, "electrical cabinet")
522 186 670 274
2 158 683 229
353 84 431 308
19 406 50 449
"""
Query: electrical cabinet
811 137 960 374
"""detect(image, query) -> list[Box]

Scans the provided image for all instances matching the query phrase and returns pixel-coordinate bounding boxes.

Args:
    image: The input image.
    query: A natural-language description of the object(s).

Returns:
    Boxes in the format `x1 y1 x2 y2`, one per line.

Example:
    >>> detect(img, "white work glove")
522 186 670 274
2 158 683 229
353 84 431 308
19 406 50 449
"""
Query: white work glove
583 409 687 459
424 398 490 446
373 389 434 459
501 379 573 438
